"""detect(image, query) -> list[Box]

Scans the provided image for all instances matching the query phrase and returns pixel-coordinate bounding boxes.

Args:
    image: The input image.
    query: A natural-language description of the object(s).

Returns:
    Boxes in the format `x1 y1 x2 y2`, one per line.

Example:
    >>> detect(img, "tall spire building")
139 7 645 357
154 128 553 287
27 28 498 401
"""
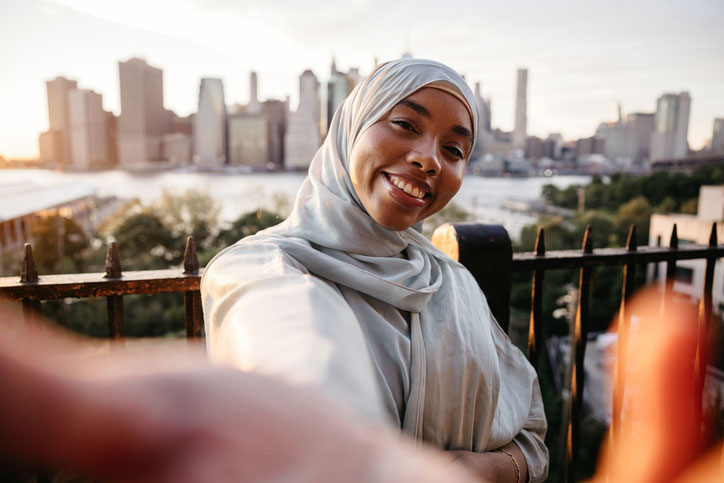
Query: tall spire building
248 71 260 114
512 68 528 152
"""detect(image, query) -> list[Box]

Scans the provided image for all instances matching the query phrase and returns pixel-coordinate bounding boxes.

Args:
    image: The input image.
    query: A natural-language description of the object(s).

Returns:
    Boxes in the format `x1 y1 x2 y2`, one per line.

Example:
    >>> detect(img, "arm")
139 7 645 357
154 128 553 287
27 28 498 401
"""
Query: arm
0 307 479 483
485 299 549 482
449 441 528 483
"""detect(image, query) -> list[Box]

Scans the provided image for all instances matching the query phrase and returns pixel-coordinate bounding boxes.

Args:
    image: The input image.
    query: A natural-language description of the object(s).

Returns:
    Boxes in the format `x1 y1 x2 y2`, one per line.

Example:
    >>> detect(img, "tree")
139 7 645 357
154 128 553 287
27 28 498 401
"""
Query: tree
30 215 89 274
216 209 284 249
153 188 220 255
111 212 176 270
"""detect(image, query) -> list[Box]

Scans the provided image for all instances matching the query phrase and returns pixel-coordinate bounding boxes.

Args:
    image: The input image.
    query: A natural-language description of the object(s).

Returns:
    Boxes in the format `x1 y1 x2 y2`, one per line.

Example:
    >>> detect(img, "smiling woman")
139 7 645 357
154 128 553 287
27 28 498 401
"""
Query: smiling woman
201 58 549 482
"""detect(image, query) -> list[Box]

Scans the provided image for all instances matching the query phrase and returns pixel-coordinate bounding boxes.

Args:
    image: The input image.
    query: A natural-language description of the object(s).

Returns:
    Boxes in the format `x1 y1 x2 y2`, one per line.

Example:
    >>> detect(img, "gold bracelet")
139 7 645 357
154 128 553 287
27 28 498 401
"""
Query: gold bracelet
496 448 520 483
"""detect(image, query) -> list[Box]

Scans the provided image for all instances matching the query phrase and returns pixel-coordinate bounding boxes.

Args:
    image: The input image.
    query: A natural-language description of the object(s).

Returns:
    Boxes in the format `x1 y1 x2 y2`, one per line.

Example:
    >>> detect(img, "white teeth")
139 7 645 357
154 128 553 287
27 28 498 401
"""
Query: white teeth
389 175 425 199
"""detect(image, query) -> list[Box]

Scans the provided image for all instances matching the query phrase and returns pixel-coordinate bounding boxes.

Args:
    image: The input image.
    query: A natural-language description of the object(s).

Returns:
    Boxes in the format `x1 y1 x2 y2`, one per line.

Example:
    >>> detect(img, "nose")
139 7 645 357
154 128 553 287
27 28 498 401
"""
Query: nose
407 139 441 175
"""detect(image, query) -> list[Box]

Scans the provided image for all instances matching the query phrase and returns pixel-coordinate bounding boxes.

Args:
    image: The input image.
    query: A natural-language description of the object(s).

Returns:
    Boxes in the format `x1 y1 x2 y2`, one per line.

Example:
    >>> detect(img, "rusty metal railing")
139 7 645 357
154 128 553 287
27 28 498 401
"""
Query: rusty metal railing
0 236 203 340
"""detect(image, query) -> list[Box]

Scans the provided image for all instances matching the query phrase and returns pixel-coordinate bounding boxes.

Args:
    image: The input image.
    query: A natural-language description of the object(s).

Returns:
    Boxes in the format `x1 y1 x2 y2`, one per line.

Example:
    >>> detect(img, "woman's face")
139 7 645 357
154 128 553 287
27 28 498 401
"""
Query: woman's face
349 87 473 231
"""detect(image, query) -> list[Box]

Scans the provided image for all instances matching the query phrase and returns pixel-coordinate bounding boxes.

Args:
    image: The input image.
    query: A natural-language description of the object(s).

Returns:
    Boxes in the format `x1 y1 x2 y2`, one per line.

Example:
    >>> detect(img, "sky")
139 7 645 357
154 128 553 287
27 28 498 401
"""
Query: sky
1 0 723 159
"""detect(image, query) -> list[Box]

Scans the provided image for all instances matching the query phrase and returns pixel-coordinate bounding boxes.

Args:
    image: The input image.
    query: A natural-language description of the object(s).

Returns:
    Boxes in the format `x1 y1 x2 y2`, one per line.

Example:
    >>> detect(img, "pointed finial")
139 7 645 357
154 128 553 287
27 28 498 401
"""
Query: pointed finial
534 227 546 256
581 225 593 254
183 236 199 274
20 243 38 283
669 224 678 250
709 222 717 247
104 241 122 278
626 225 638 251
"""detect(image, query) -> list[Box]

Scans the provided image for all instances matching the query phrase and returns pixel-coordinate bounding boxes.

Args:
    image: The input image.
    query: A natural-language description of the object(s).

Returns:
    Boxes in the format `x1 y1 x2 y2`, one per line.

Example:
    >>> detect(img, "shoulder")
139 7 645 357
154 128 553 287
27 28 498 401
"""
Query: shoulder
201 236 311 291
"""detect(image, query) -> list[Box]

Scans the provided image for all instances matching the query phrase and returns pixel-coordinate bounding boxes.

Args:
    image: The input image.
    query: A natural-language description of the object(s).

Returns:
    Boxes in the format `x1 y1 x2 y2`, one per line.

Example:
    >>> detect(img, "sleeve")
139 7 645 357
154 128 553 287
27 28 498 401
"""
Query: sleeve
200 242 389 424
489 315 550 483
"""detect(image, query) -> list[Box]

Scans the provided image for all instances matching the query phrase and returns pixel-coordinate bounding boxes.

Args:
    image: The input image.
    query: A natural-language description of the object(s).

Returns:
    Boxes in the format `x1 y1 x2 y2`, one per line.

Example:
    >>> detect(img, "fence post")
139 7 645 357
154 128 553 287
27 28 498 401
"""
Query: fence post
183 236 203 339
528 228 546 366
20 243 41 326
431 223 512 332
566 225 593 483
104 241 124 341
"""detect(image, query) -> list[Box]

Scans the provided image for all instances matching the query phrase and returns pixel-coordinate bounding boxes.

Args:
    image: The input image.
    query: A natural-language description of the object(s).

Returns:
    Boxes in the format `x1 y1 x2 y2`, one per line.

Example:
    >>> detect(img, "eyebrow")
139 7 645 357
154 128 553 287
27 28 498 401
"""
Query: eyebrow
452 125 474 143
396 99 430 117
395 99 474 143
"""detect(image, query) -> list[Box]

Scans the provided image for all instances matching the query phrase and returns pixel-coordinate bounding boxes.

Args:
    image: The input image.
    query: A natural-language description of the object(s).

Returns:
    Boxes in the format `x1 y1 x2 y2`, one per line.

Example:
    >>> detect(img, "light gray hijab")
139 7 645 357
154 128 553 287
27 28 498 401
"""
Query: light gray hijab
252 58 479 313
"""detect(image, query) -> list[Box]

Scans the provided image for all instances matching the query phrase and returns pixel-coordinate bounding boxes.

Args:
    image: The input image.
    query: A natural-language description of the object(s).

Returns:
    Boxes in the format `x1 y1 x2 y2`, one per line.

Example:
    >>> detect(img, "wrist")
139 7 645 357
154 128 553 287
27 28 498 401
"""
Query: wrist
495 448 520 483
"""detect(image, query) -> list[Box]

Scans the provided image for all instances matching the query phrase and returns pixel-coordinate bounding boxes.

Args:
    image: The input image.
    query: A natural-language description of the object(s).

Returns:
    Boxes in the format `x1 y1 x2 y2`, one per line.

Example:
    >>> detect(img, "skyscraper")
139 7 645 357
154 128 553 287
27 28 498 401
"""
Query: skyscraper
470 82 492 162
512 68 528 153
650 92 690 160
326 59 359 129
285 70 321 170
193 78 227 165
68 89 108 170
117 58 168 167
711 118 724 153
41 76 78 165
248 71 260 115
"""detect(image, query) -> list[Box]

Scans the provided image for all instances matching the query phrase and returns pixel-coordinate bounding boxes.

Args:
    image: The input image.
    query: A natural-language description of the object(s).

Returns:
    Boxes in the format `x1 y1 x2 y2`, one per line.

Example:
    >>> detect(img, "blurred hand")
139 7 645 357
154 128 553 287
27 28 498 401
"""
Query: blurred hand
0 304 476 483
590 287 723 483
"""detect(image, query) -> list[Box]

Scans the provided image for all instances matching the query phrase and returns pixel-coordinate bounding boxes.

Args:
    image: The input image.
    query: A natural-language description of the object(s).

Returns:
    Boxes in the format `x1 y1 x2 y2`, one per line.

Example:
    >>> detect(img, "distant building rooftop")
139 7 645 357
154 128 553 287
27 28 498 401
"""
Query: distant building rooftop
0 181 98 222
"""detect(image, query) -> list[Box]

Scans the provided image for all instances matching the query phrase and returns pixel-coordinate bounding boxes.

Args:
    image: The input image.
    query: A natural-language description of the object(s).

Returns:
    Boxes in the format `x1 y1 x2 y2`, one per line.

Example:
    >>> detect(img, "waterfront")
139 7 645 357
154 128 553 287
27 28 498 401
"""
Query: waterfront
1 169 590 240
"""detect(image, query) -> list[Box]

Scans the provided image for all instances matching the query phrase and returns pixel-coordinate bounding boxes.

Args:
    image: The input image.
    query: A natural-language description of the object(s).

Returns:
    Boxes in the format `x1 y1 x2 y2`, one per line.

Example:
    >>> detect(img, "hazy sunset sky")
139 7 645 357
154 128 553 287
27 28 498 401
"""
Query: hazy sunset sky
1 0 723 158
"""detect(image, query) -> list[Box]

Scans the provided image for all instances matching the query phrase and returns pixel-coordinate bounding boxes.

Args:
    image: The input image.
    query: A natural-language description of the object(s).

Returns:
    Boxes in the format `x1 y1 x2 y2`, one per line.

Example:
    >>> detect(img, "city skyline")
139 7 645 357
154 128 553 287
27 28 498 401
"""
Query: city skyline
1 0 723 159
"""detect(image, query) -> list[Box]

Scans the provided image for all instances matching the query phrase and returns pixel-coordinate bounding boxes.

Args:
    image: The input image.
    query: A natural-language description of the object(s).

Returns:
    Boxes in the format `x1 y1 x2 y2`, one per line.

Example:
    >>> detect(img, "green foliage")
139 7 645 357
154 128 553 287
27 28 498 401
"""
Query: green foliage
112 212 176 270
216 209 283 247
37 194 287 339
30 215 89 274
541 163 724 216
153 188 220 254
101 189 222 271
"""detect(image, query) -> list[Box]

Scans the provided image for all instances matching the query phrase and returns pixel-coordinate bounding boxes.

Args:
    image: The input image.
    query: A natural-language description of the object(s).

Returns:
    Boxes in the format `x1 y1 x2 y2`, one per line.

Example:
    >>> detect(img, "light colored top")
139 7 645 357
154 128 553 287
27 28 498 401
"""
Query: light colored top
202 58 548 481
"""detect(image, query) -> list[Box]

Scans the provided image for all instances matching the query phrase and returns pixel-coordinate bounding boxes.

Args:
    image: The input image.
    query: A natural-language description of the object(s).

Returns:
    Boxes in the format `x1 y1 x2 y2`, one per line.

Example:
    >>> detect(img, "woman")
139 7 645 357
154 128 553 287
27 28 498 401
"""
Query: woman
201 58 548 482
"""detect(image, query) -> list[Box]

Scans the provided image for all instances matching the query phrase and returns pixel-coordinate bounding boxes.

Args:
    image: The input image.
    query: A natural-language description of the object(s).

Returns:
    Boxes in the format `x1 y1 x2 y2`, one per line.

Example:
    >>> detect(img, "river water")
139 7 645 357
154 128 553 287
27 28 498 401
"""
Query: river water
1 169 589 240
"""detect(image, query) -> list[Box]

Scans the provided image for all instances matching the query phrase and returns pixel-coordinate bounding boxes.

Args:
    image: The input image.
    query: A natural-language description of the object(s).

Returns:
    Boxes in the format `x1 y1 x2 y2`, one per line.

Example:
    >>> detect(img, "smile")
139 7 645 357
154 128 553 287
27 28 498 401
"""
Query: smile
386 174 429 199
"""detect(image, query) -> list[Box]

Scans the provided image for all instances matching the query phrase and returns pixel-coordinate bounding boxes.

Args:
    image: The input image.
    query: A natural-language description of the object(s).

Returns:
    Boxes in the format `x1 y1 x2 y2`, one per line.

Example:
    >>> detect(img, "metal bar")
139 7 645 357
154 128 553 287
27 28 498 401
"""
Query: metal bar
566 225 593 483
104 242 124 341
183 237 203 339
695 223 717 438
0 270 201 300
664 224 679 303
527 228 545 366
510 242 723 271
4 246 722 301
20 243 42 326
611 225 638 455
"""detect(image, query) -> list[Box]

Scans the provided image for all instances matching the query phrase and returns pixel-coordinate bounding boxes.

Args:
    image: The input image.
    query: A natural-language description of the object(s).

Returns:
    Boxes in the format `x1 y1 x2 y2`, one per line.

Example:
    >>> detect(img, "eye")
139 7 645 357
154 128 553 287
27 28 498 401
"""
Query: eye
444 146 465 159
392 119 417 133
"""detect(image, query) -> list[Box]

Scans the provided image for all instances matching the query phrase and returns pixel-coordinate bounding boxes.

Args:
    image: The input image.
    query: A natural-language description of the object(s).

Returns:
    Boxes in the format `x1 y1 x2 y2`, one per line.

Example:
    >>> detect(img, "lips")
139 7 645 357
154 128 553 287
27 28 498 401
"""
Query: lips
387 174 428 199
382 172 431 209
